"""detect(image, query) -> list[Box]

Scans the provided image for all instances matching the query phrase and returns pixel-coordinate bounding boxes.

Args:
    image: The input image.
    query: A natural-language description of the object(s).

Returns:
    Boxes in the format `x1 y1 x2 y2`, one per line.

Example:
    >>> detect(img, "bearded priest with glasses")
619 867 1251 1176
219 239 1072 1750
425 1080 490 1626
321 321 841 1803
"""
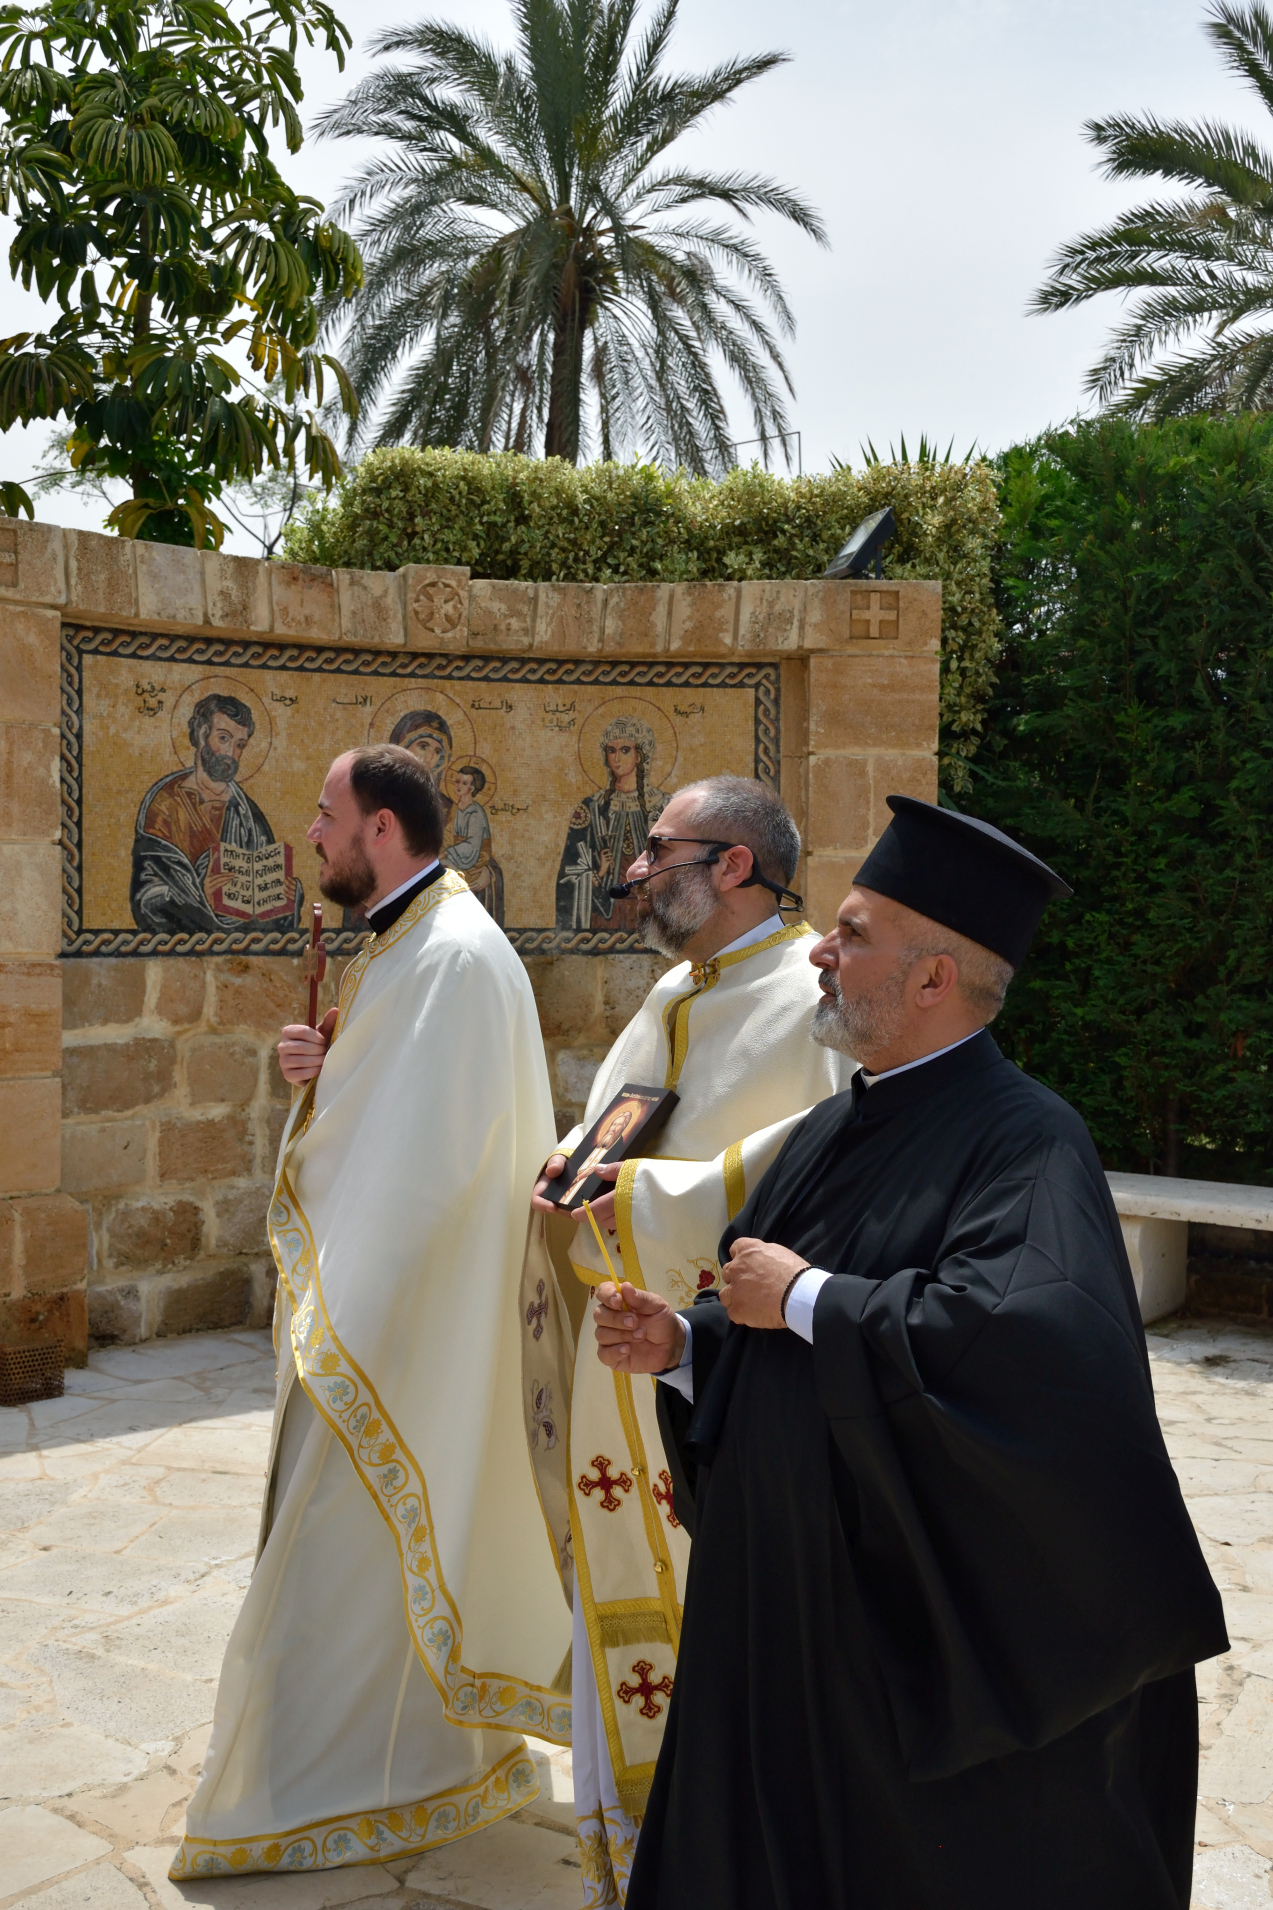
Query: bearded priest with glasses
519 775 855 1906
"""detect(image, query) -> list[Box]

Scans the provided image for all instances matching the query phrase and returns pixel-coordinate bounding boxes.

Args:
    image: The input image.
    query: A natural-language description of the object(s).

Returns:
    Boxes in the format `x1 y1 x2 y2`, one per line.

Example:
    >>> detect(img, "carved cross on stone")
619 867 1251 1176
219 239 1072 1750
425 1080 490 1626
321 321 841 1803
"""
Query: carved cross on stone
577 1453 633 1513
652 1469 680 1528
526 1278 548 1341
616 1659 675 1720
849 589 899 641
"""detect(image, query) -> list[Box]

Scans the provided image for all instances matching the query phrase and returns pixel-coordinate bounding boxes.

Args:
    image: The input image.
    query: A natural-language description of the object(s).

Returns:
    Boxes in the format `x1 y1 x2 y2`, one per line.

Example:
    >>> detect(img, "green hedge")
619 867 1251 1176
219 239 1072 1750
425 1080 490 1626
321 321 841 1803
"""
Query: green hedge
284 447 1001 787
972 415 1273 1182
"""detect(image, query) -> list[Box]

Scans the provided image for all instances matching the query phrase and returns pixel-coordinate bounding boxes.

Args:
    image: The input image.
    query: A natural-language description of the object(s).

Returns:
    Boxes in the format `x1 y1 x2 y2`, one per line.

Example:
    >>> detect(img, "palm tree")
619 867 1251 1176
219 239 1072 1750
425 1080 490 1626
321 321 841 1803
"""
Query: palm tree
1033 2 1273 417
316 0 825 470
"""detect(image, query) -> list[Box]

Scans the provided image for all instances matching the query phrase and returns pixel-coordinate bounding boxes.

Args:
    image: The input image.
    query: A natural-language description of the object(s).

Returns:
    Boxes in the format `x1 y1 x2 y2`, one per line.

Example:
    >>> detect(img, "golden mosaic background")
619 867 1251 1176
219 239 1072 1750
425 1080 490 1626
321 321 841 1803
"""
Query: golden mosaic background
67 635 773 953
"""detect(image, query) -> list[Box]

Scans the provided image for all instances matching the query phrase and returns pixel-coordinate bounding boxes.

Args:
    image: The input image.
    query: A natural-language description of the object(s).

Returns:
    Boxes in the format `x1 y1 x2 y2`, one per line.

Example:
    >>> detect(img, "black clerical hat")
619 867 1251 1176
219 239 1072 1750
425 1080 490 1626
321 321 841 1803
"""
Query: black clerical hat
854 796 1072 968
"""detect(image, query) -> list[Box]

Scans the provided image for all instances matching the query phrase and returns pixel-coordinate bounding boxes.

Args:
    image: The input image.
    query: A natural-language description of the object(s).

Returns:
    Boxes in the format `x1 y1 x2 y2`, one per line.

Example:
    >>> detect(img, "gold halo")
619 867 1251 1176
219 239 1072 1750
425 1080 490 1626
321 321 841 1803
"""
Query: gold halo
444 752 498 806
576 696 677 792
369 687 476 766
169 675 273 783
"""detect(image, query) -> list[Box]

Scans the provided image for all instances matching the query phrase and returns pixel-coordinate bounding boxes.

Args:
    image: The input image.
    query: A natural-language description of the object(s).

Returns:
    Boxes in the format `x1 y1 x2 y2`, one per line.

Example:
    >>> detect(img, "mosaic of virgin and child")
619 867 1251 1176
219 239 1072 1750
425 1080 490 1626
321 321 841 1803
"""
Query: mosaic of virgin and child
555 716 668 933
390 709 504 926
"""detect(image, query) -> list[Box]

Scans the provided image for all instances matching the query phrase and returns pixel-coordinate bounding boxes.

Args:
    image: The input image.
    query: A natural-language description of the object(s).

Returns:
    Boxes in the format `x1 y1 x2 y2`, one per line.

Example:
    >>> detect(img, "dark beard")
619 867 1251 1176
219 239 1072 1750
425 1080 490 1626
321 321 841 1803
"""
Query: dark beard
811 968 909 1062
638 859 719 957
317 839 377 910
199 742 240 784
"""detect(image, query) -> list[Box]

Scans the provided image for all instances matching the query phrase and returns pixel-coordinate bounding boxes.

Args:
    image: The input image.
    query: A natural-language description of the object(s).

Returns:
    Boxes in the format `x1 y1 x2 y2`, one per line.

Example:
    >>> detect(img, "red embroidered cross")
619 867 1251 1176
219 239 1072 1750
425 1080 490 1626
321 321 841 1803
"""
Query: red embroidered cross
577 1453 633 1513
616 1659 675 1720
526 1279 548 1341
652 1469 680 1528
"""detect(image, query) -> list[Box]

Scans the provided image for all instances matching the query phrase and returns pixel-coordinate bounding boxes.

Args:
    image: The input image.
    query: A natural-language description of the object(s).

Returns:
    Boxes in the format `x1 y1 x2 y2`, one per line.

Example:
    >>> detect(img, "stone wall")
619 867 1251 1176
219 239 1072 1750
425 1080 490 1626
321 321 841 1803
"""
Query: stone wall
0 515 942 1355
0 594 88 1363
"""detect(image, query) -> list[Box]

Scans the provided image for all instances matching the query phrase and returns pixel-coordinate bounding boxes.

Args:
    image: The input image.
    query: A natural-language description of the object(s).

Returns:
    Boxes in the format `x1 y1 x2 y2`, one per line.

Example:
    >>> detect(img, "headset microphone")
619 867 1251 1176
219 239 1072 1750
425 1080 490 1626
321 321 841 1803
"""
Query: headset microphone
608 844 803 913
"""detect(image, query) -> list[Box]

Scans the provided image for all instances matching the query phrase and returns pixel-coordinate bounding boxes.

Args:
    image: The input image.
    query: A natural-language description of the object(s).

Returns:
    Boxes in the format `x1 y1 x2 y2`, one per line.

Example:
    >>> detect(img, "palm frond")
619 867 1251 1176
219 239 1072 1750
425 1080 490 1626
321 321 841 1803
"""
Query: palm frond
1035 0 1273 419
325 0 820 467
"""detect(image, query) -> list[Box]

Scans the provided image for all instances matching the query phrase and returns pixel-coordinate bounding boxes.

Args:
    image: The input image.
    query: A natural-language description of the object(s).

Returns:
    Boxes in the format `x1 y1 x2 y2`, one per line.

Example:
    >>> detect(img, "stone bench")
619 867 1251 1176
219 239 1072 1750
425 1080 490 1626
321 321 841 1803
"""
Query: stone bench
1107 1174 1273 1323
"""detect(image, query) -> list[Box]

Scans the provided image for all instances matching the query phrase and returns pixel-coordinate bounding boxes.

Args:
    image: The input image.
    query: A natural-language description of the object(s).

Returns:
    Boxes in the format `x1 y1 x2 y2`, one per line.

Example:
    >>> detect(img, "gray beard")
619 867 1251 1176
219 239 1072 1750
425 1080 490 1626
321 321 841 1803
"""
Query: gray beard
318 838 377 910
811 969 909 1063
199 742 240 784
638 860 719 957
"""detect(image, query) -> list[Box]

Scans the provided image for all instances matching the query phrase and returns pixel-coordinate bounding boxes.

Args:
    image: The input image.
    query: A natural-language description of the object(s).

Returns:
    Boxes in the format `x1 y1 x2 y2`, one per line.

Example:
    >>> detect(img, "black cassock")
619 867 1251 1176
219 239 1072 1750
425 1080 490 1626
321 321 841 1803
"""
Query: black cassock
633 1031 1227 1910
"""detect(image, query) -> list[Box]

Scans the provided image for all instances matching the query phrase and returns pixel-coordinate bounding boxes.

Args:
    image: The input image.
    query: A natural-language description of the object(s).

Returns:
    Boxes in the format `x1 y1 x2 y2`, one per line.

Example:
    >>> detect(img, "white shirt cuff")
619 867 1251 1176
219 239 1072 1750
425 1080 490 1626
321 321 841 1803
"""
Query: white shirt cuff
656 1314 694 1401
784 1269 830 1343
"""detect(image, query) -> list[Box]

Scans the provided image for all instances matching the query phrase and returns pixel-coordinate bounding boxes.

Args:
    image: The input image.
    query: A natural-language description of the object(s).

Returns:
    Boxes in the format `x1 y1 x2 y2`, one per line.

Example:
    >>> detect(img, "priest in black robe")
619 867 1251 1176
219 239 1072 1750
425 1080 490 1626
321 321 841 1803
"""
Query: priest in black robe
592 795 1228 1910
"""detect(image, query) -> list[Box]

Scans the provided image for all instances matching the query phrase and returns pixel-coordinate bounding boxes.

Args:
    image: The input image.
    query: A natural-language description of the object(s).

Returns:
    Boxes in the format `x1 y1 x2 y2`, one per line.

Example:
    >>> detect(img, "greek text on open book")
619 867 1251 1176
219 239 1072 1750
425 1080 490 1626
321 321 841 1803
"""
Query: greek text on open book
205 842 294 922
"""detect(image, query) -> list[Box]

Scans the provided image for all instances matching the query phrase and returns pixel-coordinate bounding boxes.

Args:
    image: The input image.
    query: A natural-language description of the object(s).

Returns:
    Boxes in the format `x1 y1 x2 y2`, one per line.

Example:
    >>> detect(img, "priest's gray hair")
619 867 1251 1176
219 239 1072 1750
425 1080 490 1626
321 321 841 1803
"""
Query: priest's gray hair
677 776 800 885
903 921 1015 1023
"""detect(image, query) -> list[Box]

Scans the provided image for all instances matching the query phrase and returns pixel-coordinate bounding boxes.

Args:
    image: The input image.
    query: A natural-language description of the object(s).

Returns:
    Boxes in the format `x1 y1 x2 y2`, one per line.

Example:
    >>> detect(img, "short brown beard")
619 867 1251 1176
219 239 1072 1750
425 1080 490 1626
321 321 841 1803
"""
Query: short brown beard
317 837 377 910
637 858 719 957
811 967 910 1064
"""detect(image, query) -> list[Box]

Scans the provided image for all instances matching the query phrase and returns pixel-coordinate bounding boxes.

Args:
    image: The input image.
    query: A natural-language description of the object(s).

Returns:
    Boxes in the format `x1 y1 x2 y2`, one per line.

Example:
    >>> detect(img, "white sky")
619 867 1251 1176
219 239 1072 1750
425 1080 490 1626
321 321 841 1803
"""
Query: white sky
0 0 1263 545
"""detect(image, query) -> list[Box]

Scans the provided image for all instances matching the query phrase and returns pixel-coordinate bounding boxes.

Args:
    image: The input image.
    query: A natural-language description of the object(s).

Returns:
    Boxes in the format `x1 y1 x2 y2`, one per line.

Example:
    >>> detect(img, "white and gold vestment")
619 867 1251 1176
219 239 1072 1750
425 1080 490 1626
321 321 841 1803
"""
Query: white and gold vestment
520 919 854 1904
174 870 570 1880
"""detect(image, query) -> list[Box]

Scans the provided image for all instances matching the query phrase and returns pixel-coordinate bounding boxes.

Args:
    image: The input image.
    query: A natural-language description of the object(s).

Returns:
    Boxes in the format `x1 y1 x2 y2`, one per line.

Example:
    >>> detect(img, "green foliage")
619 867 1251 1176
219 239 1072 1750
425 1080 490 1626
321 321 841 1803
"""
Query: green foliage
972 414 1273 1181
0 0 363 544
285 445 1002 785
1034 2 1273 417
316 0 824 471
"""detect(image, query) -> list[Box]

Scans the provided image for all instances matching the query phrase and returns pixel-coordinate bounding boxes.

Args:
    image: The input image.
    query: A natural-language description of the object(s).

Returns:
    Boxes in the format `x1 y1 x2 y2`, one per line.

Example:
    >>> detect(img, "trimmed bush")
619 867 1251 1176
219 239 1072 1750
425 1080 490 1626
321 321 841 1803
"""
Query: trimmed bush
974 416 1273 1182
284 447 1001 786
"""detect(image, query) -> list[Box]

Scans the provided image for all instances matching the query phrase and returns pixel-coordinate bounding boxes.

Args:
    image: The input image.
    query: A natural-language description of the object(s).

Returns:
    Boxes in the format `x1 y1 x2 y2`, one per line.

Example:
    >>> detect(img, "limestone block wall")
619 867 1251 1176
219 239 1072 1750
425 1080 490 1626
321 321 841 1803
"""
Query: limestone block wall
61 954 341 1344
0 516 940 1353
0 592 89 1363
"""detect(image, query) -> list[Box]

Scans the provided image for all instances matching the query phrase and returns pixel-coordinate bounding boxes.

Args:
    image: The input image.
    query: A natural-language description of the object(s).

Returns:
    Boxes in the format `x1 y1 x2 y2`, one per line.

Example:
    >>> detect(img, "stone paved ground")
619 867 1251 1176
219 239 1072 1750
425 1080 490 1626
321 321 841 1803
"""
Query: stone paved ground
0 1322 1270 1909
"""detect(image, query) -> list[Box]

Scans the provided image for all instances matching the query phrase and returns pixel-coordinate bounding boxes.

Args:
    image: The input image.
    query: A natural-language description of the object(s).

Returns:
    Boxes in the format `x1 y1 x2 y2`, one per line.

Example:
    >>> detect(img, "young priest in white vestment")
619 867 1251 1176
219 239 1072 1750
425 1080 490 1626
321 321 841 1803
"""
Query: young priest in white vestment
173 746 570 1882
520 776 855 1906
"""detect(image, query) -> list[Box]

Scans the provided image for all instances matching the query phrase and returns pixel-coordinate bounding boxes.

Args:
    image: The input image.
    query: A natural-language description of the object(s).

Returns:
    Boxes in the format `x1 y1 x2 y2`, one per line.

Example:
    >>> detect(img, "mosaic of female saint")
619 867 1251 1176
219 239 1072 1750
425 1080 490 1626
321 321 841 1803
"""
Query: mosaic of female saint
130 680 303 935
555 702 674 933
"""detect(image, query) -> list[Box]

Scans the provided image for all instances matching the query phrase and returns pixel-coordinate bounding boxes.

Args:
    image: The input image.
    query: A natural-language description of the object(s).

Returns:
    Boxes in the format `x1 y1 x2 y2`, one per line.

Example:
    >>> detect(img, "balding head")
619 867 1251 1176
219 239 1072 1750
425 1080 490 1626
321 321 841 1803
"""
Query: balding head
808 884 1015 1073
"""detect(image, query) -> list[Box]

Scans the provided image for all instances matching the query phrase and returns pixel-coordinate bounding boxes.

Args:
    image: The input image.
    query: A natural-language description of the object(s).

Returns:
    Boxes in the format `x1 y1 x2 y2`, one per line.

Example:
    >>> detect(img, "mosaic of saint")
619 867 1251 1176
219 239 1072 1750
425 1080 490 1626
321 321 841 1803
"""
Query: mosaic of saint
62 629 778 957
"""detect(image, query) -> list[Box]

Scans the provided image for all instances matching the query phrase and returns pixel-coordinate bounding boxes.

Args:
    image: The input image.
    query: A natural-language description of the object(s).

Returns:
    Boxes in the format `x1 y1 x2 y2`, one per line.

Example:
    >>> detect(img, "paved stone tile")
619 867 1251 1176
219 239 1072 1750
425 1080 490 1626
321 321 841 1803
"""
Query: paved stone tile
0 1321 1270 1909
405 1818 582 1908
73 1596 241 1680
11 1862 150 1909
152 1470 263 1509
23 1505 163 1554
0 1483 74 1530
0 1547 201 1614
90 1338 270 1384
0 1801 113 1895
76 1766 191 1843
138 1425 271 1475
0 1721 145 1799
28 1641 214 1744
121 1508 258 1568
1192 1841 1272 1907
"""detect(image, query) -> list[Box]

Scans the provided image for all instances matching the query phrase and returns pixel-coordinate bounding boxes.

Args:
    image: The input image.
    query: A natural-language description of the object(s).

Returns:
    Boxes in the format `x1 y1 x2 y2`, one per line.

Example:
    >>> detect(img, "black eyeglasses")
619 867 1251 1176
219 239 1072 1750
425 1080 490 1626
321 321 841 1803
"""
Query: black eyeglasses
642 835 731 865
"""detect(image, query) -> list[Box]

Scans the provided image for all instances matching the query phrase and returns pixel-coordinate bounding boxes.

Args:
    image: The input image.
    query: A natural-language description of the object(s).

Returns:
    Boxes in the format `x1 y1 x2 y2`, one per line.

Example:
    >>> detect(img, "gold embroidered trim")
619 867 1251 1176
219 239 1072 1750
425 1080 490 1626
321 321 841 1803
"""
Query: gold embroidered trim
170 1741 536 1879
659 921 813 1091
331 869 470 1037
615 1762 658 1823
597 1603 671 1649
723 1140 746 1221
577 1802 636 1907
